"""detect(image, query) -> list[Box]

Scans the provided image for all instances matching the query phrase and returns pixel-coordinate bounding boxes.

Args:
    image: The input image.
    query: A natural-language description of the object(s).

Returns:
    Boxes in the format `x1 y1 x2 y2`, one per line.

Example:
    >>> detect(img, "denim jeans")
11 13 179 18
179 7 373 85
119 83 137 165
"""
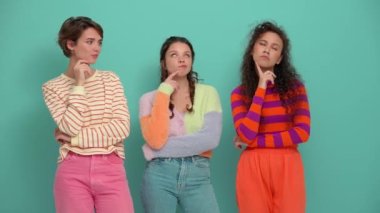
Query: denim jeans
141 156 220 213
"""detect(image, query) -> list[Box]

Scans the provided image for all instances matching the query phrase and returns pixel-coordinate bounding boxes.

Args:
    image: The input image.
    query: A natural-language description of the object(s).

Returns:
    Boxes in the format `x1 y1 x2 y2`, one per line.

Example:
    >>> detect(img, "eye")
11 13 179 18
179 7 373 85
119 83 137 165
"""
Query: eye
170 53 177 57
86 40 93 45
185 53 191 58
259 41 266 46
98 40 103 46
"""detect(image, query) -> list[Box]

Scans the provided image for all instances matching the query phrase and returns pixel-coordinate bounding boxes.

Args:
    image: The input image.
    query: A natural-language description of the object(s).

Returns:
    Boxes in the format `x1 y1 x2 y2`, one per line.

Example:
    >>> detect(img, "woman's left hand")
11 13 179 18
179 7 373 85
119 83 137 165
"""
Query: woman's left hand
233 135 246 150
54 128 71 144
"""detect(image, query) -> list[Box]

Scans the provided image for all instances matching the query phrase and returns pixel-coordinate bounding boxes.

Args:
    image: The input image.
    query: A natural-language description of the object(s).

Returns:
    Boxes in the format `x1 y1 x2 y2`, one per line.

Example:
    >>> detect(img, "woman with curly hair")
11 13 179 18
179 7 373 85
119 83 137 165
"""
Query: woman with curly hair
139 36 222 213
231 21 311 213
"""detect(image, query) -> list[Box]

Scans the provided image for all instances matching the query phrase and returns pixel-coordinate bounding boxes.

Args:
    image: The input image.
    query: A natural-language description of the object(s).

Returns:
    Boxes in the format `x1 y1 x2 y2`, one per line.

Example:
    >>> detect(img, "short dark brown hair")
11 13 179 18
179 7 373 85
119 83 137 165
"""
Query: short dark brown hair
57 16 103 57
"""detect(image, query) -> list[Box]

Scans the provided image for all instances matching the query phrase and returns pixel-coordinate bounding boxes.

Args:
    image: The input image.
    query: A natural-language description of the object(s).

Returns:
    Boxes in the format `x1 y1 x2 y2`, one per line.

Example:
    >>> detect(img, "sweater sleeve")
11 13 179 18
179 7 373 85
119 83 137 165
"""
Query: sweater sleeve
231 86 266 143
250 84 311 148
70 76 131 148
42 83 88 137
139 83 174 150
143 86 222 159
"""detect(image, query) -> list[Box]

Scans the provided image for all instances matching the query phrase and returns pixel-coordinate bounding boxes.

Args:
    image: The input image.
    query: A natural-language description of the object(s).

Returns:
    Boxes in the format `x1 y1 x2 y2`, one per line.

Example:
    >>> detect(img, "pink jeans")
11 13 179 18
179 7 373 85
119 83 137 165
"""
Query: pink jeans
54 152 134 213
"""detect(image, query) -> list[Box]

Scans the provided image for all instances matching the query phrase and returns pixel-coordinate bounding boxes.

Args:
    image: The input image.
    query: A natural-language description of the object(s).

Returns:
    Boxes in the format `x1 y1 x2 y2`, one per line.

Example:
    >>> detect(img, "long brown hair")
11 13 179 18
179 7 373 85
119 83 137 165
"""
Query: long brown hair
160 36 199 118
241 21 302 112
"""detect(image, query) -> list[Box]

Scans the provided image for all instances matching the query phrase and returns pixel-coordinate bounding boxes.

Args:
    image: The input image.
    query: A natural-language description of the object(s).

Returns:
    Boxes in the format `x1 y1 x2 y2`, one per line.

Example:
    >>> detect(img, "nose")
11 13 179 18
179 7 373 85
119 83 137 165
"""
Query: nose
178 56 185 62
94 43 101 52
263 48 270 54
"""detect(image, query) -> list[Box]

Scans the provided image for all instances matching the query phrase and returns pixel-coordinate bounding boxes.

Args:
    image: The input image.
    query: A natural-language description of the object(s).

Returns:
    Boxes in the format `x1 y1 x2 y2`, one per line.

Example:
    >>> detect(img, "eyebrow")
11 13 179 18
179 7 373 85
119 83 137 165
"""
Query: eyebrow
167 50 191 54
85 37 102 41
258 39 281 47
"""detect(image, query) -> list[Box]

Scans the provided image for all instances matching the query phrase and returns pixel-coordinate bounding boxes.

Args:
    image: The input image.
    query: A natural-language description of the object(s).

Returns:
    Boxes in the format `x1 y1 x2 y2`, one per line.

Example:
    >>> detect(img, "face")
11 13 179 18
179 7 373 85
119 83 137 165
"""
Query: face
67 27 102 64
162 42 193 77
252 31 283 71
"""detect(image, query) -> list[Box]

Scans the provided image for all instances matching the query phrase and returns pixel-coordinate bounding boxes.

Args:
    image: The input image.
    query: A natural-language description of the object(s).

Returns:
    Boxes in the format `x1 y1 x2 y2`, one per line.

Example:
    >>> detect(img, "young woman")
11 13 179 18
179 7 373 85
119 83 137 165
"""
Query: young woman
42 16 134 213
231 21 311 213
139 36 222 213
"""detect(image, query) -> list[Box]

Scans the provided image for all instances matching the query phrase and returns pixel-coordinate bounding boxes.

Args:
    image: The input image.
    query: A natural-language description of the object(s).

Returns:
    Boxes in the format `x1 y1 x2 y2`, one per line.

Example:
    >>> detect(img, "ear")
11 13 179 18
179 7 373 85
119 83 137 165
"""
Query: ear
276 55 283 65
160 60 166 70
66 40 75 51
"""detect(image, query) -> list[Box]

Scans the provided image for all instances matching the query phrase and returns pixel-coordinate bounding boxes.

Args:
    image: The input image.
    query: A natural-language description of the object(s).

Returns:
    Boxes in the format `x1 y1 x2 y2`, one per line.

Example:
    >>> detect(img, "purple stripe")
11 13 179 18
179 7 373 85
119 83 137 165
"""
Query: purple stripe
298 123 310 134
265 87 275 94
231 100 245 108
295 109 310 117
258 136 265 147
239 124 257 140
289 129 302 144
297 95 308 102
273 133 283 147
263 100 282 108
246 111 260 122
231 87 242 95
261 115 291 124
233 112 246 123
252 96 264 104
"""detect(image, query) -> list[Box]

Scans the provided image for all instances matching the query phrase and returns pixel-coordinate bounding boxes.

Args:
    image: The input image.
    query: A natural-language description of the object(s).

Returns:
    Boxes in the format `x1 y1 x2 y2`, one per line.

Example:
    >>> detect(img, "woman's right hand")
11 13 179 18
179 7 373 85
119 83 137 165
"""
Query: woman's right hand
73 60 91 86
54 128 71 144
256 62 276 89
164 71 179 90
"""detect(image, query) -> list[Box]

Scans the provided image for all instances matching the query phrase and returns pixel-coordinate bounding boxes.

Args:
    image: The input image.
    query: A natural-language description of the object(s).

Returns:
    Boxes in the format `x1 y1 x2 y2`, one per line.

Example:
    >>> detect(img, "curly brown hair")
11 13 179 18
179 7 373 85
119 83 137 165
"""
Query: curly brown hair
160 36 199 118
241 21 302 112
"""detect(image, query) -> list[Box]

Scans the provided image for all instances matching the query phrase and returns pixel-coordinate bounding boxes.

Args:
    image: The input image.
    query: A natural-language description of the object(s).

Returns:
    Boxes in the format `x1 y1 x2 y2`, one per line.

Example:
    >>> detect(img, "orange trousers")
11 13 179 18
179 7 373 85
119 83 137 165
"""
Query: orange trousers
236 148 305 213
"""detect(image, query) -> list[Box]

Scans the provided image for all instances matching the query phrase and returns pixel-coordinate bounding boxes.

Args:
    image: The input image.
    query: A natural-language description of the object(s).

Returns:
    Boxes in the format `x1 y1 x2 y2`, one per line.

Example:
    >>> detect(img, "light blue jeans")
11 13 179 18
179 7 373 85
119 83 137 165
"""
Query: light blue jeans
141 156 220 213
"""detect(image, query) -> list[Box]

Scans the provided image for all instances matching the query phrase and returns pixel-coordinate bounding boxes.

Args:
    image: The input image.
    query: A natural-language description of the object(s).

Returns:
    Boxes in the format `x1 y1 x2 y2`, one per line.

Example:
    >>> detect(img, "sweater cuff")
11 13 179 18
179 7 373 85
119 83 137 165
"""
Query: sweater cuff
71 86 86 95
71 135 79 147
255 88 266 98
158 83 174 95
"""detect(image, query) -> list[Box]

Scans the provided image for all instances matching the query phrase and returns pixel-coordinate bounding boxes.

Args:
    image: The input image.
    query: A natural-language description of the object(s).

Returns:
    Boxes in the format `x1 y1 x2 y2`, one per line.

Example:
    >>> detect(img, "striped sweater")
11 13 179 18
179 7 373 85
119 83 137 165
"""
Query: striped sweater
231 83 310 148
139 83 222 160
42 70 130 162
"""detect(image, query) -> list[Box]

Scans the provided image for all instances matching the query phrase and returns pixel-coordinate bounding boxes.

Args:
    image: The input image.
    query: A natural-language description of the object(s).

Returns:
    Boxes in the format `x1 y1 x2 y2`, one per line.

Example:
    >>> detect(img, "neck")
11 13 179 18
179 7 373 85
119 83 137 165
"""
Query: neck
65 58 94 78
174 76 190 90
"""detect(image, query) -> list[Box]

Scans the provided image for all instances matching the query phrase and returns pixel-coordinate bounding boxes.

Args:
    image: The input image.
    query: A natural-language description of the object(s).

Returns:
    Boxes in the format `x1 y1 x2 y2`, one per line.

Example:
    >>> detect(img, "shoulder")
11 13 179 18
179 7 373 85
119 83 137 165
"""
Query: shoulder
42 74 69 91
230 85 243 96
195 83 218 95
96 70 120 80
139 90 157 104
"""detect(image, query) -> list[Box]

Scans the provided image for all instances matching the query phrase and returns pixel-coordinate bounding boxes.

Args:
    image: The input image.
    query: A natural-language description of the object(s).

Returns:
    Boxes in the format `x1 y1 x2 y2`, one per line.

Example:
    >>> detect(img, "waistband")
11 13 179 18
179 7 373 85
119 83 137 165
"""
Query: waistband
151 155 209 163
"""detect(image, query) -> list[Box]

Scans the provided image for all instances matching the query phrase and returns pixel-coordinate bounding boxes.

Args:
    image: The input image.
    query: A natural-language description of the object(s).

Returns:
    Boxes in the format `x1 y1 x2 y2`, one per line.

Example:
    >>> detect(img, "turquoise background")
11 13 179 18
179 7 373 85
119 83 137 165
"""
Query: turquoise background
1 0 379 212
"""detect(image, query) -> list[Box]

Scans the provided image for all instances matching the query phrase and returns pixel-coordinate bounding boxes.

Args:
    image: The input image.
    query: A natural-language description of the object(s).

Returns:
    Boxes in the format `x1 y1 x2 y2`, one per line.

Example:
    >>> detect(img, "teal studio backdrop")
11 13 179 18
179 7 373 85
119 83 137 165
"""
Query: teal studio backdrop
1 0 379 212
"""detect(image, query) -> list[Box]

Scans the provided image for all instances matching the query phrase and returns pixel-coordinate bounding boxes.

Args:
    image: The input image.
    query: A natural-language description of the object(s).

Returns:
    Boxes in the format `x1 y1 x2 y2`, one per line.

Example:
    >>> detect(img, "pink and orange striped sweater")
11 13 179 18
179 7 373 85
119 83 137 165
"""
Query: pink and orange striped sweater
231 83 310 148
42 71 130 162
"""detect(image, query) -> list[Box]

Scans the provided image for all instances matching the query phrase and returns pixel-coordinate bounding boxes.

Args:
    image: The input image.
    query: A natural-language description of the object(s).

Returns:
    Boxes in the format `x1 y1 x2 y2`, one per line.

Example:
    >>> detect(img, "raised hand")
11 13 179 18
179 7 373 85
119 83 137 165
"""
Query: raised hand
73 59 91 86
164 71 179 90
256 61 276 89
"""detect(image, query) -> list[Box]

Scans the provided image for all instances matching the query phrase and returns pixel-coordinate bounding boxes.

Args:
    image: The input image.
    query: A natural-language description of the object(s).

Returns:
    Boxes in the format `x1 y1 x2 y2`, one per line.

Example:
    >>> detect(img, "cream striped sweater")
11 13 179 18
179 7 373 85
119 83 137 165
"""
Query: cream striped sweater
42 70 130 162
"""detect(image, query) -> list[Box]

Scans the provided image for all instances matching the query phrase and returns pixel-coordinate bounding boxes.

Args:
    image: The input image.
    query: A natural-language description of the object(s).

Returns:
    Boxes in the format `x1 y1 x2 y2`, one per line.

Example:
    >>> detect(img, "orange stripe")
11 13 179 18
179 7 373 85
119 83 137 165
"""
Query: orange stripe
262 106 287 116
232 105 248 115
280 131 293 146
265 134 275 148
259 122 291 132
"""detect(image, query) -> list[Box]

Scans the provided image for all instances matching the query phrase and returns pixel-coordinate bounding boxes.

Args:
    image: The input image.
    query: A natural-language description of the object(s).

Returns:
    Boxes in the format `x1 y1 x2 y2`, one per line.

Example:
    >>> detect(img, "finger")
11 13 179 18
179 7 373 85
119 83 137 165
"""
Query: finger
167 71 180 80
254 61 264 75
77 59 89 65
